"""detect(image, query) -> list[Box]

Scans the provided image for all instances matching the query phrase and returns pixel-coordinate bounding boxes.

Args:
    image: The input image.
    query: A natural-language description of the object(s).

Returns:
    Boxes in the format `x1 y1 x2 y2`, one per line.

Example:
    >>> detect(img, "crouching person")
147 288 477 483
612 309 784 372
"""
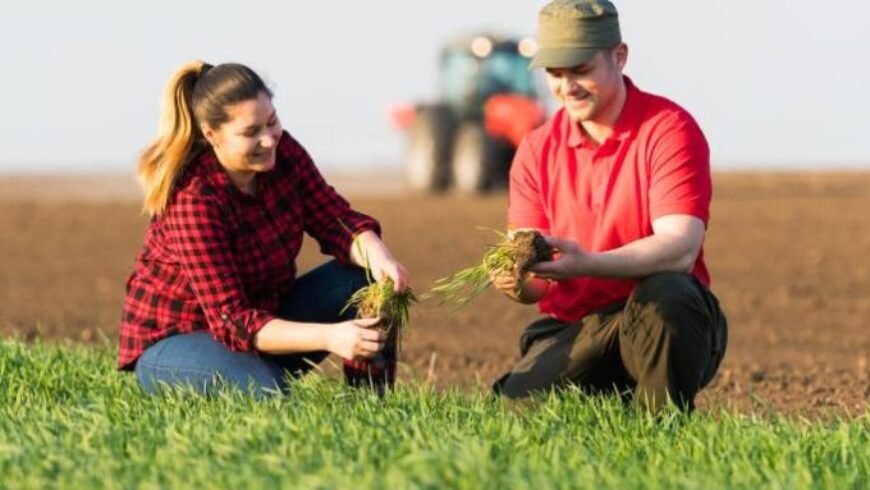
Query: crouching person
118 61 409 396
491 0 727 411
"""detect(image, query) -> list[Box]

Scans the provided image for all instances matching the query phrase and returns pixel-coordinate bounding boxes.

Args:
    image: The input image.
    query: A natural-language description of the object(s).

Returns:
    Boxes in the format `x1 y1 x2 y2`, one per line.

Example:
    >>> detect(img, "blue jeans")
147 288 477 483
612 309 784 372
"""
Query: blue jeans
134 260 368 396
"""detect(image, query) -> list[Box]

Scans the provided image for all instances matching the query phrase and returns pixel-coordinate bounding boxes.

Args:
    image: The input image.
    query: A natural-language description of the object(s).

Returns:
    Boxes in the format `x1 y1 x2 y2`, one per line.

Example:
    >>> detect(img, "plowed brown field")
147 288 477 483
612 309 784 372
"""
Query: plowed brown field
1 172 868 415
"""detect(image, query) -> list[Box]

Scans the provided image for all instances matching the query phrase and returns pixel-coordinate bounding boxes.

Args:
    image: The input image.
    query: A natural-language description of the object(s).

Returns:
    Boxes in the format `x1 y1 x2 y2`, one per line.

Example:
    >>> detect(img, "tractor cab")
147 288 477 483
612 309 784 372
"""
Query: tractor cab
392 34 546 194
441 36 539 120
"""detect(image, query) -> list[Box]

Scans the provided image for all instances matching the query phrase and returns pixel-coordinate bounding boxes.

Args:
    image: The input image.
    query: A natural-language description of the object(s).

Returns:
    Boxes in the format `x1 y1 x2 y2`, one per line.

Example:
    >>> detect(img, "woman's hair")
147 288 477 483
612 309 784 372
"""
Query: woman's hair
137 61 272 216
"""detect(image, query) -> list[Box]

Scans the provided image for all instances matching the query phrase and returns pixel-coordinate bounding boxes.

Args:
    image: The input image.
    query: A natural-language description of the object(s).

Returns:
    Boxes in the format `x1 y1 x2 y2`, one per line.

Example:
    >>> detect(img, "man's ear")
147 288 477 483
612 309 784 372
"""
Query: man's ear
614 43 629 70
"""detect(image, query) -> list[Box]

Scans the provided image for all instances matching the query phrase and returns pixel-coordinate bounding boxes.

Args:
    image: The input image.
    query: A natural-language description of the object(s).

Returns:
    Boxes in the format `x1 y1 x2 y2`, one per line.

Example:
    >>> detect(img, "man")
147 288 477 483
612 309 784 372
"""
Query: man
492 0 727 411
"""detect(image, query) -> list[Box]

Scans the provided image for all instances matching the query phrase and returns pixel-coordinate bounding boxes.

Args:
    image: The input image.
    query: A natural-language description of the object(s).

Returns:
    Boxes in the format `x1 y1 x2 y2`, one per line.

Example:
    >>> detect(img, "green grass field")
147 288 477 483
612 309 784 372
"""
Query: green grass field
1 340 867 489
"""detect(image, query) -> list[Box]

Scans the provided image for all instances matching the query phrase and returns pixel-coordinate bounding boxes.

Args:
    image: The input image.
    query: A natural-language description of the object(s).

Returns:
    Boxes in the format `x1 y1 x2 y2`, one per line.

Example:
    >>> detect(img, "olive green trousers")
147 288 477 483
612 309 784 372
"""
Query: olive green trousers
494 272 728 411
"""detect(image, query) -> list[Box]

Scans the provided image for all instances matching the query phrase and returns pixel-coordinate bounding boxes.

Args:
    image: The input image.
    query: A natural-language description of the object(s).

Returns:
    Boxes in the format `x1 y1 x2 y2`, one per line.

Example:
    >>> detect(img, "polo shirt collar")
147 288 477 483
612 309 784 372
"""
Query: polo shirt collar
566 75 642 148
566 112 586 148
612 76 641 141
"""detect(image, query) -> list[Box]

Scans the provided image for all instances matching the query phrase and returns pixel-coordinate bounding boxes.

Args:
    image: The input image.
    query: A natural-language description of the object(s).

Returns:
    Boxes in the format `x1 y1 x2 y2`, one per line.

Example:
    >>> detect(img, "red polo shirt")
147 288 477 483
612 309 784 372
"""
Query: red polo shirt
508 77 712 323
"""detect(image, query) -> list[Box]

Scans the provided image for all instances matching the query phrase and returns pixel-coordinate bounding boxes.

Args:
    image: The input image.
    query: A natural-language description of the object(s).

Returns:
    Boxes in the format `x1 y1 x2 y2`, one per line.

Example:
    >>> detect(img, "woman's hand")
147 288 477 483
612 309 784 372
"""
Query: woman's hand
351 231 411 292
325 317 386 360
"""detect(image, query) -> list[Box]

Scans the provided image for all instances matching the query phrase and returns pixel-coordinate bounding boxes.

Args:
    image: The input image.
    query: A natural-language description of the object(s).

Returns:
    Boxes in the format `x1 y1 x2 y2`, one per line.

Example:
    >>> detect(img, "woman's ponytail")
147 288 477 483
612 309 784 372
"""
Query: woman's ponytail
137 60 270 216
137 60 208 216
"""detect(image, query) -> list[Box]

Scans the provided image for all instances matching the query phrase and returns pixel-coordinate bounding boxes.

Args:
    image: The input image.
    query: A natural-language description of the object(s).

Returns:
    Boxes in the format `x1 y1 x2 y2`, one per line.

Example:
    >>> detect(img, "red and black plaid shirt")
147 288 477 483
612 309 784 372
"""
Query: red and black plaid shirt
118 131 380 370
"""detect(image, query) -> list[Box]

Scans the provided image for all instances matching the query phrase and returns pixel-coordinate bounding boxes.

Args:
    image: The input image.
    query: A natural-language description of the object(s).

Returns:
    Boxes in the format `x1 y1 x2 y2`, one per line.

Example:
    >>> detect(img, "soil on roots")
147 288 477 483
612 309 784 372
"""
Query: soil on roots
351 278 415 333
511 230 553 277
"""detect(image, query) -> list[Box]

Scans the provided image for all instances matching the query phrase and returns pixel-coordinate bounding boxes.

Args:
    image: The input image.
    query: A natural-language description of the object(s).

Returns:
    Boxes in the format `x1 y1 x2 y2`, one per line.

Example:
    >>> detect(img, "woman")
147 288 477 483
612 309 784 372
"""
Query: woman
119 61 410 396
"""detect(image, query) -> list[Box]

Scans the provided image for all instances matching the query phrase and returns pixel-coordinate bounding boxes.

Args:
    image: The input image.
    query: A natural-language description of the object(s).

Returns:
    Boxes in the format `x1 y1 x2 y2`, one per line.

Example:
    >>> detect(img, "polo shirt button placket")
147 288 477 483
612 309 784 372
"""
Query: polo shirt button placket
591 151 606 208
592 140 619 208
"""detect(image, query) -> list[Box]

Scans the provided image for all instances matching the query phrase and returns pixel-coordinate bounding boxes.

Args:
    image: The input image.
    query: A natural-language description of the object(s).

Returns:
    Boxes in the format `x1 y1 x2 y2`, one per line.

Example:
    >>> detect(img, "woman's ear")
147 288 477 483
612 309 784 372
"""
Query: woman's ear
201 123 218 148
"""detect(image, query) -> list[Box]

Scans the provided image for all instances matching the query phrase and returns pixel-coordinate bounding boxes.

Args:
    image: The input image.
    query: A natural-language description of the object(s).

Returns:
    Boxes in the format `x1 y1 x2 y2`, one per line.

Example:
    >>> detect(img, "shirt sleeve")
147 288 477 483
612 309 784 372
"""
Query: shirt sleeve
648 111 712 225
292 143 382 263
508 136 551 232
162 191 275 352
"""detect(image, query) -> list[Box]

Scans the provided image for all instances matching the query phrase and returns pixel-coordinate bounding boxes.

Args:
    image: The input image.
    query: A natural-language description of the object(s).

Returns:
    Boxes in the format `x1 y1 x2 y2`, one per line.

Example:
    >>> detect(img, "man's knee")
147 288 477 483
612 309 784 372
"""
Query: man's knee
492 373 528 399
630 272 701 319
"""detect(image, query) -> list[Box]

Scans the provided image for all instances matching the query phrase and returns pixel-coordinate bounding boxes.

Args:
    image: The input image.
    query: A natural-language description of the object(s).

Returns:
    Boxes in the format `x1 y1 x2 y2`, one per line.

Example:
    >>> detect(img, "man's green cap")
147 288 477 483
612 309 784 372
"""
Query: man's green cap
530 0 622 69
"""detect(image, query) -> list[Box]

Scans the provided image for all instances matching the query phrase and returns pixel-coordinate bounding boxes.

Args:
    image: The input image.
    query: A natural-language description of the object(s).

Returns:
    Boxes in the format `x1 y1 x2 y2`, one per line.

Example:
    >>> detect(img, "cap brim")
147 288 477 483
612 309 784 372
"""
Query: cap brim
529 47 599 69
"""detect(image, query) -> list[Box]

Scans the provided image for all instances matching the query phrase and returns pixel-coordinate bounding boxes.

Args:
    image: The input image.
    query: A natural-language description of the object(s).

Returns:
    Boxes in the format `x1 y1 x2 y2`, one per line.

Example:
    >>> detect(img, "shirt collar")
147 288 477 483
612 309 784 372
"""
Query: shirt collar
197 148 234 190
566 75 642 149
192 147 259 203
566 110 586 149
611 76 641 141
190 131 290 202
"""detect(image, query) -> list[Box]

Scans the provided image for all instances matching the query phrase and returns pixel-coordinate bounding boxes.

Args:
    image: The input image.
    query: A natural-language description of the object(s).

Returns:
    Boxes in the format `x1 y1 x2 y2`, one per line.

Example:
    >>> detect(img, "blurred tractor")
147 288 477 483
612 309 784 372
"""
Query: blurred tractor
390 34 547 194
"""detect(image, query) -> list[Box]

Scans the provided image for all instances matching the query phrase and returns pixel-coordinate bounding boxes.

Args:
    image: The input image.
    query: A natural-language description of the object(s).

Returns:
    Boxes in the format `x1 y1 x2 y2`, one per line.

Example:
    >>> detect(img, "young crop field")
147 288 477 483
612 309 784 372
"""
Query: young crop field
2 340 867 489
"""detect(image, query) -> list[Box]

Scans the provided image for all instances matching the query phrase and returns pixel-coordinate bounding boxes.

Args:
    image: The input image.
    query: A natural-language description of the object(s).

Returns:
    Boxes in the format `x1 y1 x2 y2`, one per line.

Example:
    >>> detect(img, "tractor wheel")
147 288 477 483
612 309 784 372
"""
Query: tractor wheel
451 123 499 194
404 107 454 192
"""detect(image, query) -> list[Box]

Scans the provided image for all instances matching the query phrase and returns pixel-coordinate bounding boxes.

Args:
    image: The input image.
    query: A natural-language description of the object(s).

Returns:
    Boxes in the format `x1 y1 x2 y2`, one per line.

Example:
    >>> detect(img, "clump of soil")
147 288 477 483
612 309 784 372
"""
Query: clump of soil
342 277 417 393
345 277 416 332
430 229 553 307
510 230 553 276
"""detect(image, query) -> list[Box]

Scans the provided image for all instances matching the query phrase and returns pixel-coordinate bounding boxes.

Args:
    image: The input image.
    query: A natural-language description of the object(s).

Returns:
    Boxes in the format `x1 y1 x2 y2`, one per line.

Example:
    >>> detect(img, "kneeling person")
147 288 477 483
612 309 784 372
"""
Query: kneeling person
118 61 410 396
492 0 727 411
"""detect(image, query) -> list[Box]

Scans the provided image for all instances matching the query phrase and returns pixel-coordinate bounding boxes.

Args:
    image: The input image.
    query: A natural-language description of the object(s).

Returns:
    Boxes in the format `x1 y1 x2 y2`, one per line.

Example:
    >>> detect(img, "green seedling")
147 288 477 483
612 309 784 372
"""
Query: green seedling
429 229 553 308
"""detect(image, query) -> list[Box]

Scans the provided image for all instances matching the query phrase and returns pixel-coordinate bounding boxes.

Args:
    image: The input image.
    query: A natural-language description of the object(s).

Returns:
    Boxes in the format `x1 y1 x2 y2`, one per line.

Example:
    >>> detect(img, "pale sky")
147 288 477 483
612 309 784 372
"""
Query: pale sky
1 0 867 173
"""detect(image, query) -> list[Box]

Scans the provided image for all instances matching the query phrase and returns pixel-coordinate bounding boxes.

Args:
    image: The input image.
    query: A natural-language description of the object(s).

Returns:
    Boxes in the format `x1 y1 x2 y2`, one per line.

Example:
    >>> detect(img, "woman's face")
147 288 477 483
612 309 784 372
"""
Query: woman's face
202 91 283 178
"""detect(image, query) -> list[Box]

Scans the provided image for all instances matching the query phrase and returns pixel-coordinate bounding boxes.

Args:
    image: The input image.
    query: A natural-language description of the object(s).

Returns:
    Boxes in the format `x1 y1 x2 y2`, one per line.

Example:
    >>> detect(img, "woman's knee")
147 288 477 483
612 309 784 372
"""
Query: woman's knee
327 262 369 320
312 260 368 291
134 332 287 397
135 358 286 397
282 260 369 321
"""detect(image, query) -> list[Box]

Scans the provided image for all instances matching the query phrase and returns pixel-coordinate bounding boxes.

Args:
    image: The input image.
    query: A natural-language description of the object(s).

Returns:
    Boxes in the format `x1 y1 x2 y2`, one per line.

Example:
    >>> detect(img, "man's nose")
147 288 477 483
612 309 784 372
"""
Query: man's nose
562 76 579 96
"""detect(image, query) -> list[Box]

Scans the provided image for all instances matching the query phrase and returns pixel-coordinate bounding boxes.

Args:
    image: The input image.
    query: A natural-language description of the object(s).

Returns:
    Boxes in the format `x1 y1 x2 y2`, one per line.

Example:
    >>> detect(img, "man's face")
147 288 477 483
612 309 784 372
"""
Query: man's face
544 44 627 123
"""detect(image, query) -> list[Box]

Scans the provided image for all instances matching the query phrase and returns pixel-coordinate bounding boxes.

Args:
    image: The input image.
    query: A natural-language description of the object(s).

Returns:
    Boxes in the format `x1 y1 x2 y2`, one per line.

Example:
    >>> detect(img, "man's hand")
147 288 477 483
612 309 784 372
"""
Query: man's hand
490 268 551 304
528 236 592 281
529 216 705 280
490 268 522 299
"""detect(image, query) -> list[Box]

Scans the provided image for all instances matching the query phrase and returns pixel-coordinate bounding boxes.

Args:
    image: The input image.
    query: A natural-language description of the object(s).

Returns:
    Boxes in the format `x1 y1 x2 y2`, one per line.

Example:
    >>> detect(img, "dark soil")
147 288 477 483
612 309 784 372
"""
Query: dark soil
1 172 868 416
511 230 553 276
